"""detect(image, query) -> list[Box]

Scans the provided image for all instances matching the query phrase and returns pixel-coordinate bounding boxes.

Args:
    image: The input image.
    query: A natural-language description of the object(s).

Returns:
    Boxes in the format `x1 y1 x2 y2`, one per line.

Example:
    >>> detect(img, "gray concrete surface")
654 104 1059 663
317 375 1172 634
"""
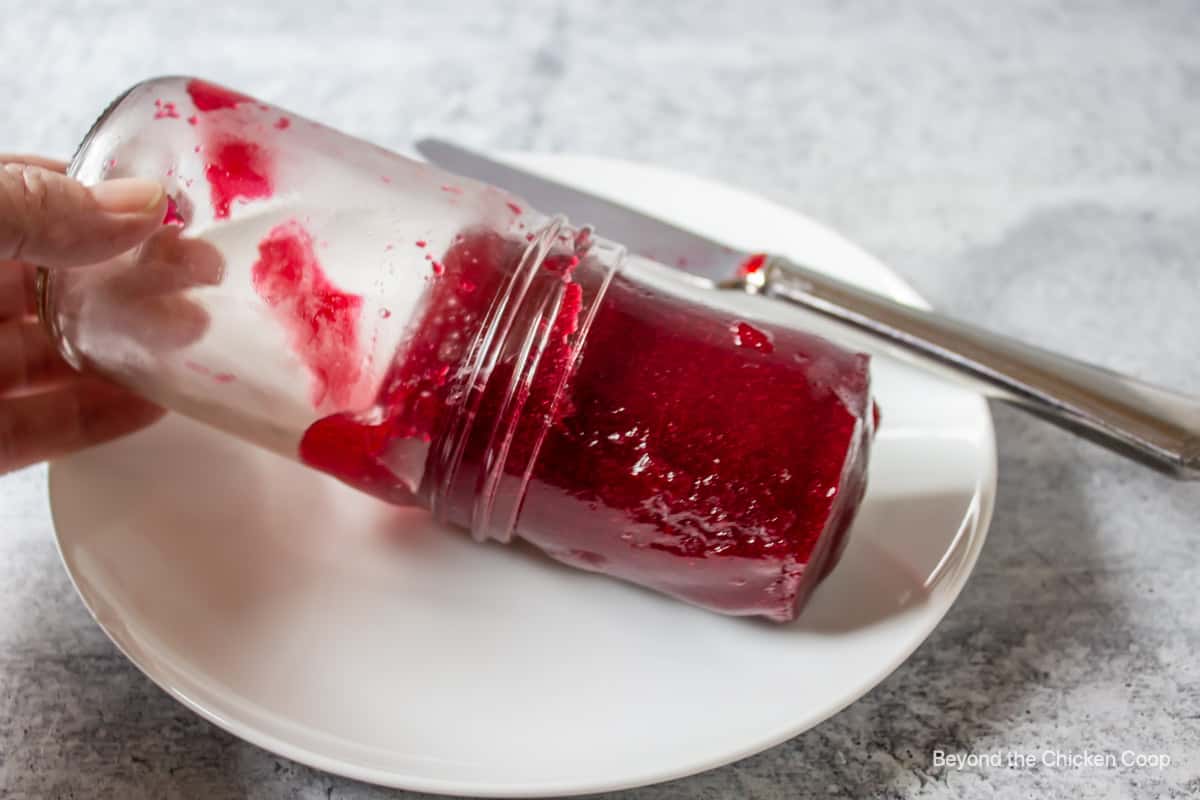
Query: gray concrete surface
1 1 1198 797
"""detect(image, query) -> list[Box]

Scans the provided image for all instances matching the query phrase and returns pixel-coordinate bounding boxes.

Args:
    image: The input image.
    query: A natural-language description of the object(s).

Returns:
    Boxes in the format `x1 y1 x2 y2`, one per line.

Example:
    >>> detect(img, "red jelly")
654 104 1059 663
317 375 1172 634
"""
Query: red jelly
186 78 253 112
251 221 365 410
298 227 874 621
204 138 273 219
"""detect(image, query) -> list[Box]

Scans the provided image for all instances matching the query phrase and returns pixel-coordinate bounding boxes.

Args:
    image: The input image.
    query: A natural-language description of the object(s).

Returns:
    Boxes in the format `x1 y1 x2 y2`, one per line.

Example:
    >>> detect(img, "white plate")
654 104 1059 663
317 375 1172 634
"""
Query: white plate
48 154 996 797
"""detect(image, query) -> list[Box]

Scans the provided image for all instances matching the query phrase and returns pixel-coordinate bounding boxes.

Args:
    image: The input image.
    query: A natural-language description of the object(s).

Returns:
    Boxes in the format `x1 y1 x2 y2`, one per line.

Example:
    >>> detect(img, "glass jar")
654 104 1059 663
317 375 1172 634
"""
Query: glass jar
41 77 876 622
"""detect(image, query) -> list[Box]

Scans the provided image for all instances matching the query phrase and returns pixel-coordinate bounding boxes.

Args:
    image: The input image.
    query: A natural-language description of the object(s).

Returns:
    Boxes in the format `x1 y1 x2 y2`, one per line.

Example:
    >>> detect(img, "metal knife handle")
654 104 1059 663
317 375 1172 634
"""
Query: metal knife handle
743 256 1200 479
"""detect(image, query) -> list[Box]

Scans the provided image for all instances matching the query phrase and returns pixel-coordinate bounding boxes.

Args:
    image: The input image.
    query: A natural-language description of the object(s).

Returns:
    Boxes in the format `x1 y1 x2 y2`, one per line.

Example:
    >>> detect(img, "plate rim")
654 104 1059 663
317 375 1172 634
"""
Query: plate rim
47 153 997 797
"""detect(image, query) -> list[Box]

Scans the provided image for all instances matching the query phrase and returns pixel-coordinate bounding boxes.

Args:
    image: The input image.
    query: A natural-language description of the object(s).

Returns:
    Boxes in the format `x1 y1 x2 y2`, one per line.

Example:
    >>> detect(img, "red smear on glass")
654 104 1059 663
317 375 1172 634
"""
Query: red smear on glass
187 115 198 126
298 232 517 504
506 201 522 215
185 360 236 384
251 221 363 409
274 117 291 130
162 196 184 226
299 413 409 503
731 320 774 353
187 79 253 112
414 240 426 248
153 99 180 119
204 139 273 219
543 253 580 276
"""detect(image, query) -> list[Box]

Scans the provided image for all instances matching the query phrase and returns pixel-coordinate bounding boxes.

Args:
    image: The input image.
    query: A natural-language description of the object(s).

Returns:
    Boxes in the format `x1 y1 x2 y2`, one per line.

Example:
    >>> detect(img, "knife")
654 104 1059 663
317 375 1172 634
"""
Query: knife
415 138 1200 479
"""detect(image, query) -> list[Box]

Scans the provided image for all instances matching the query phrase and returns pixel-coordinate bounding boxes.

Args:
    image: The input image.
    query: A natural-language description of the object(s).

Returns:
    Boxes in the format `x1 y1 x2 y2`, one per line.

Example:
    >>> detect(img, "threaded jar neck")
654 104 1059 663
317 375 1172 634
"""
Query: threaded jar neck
427 219 622 543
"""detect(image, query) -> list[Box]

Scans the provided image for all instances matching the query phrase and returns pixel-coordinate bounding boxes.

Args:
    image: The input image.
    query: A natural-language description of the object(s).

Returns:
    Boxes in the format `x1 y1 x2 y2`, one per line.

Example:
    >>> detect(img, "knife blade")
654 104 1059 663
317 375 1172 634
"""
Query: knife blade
415 138 750 283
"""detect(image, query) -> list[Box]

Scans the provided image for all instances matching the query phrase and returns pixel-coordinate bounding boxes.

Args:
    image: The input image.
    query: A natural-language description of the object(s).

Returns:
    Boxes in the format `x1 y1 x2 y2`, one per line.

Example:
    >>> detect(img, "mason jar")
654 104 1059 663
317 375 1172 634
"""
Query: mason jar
40 77 876 621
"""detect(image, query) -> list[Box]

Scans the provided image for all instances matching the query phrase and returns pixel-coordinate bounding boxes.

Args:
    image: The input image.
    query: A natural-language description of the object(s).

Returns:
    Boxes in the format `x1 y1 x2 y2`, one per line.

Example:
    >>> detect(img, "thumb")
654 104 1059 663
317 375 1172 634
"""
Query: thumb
0 161 166 267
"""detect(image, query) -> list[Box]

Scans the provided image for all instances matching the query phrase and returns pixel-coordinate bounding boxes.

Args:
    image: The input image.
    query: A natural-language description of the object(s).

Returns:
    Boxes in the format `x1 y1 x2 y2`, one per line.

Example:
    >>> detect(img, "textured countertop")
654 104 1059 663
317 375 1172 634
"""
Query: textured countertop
2 1 1198 797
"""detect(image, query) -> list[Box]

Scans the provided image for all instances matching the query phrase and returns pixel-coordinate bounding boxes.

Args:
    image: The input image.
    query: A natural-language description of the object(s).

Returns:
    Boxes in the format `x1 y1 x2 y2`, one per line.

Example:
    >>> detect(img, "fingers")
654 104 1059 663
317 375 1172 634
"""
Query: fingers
0 154 182 472
93 292 212 351
0 260 36 318
0 154 69 173
0 318 74 393
0 161 166 267
72 227 224 352
121 225 226 293
0 376 163 474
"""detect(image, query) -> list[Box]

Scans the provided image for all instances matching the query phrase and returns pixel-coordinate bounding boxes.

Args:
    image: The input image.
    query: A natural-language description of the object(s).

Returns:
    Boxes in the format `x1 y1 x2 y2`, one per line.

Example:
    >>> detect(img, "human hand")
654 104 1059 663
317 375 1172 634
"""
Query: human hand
1 155 167 474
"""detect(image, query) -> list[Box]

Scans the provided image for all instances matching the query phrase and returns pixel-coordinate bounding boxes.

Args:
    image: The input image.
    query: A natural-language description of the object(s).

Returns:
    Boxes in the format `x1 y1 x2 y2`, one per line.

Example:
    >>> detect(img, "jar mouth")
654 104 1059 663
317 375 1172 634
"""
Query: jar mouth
427 219 622 543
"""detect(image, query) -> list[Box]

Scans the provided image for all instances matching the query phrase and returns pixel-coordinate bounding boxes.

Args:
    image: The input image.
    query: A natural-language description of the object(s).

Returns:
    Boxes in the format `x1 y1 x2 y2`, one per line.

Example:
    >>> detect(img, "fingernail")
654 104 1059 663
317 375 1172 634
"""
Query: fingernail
91 178 165 214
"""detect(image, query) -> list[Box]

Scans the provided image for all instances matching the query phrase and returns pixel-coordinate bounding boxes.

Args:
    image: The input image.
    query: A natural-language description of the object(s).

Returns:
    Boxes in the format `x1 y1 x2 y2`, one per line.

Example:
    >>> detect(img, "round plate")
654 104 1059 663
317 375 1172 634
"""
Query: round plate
48 154 996 796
